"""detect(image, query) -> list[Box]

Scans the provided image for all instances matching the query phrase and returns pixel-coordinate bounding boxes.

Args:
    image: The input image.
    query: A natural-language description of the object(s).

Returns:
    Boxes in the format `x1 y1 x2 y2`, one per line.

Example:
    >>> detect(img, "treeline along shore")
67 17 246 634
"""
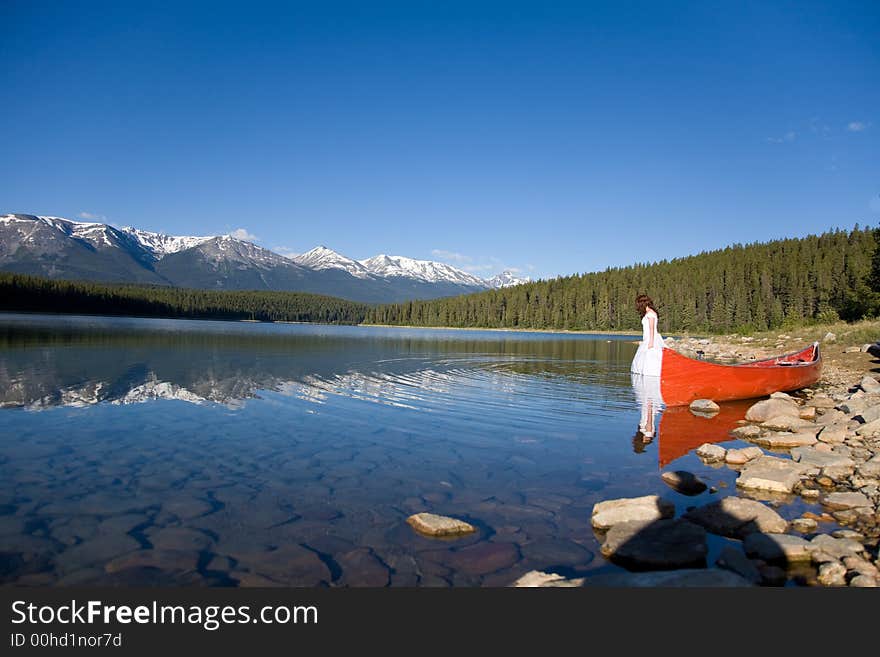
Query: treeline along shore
1 225 878 333
0 273 370 324
368 226 879 333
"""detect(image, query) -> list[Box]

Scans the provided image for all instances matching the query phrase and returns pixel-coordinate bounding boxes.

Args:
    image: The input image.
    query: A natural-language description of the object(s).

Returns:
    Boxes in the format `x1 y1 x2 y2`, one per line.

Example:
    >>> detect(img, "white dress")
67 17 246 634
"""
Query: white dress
630 310 664 376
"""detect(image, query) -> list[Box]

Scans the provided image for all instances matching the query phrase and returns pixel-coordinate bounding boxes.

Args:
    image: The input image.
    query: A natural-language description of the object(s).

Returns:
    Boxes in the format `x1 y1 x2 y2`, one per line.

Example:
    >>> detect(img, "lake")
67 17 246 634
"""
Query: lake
0 313 812 586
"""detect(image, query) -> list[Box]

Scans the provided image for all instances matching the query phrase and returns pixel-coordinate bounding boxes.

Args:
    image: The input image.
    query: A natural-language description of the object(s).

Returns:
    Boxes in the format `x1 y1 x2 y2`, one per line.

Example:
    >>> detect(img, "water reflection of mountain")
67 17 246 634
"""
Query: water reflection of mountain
0 315 638 410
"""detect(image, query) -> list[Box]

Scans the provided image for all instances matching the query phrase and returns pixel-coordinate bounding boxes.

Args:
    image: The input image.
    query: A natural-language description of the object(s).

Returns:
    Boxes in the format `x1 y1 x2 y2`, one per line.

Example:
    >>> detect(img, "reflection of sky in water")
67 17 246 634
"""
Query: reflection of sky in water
0 314 799 587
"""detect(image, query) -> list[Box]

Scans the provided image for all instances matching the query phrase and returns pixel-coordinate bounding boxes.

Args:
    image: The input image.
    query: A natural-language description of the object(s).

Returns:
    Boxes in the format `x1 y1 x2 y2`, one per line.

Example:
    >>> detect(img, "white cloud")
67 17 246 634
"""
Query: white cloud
78 211 106 221
767 131 796 144
274 246 300 259
460 264 495 272
847 121 869 132
431 249 471 262
230 228 258 242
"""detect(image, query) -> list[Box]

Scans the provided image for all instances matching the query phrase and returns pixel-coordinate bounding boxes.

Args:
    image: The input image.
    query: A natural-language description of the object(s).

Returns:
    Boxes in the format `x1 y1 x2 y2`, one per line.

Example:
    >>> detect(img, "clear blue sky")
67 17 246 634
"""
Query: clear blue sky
2 1 878 280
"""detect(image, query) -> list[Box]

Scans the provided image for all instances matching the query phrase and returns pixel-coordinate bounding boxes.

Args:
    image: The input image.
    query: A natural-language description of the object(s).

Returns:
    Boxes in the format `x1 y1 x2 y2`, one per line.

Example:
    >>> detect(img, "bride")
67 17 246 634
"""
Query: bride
630 294 664 377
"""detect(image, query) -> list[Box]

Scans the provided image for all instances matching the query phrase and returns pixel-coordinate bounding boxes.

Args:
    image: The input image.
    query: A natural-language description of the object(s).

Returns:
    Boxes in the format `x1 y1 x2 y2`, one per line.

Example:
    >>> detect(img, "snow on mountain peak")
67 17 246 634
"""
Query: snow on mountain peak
486 270 531 288
120 226 214 256
293 245 373 279
359 254 489 288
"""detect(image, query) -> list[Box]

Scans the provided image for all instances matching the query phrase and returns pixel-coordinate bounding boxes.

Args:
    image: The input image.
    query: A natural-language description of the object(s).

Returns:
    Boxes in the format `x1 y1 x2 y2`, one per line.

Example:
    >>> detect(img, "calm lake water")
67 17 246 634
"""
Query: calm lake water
0 313 814 586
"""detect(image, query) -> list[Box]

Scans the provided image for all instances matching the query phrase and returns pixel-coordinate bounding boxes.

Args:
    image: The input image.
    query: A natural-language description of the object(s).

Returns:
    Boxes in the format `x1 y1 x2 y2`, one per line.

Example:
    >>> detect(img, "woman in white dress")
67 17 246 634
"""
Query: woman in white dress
630 294 664 377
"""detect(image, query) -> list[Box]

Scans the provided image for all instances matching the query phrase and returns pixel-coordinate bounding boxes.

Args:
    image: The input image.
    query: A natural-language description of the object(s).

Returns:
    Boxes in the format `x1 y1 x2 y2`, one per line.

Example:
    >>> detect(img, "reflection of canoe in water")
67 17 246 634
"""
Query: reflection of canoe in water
656 400 753 468
660 342 822 407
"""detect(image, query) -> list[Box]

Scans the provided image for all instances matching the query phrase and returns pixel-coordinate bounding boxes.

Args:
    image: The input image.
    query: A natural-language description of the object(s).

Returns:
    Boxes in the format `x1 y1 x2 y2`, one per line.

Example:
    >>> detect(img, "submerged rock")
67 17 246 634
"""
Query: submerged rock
660 470 708 496
520 540 593 567
446 542 519 576
406 513 476 537
586 568 751 587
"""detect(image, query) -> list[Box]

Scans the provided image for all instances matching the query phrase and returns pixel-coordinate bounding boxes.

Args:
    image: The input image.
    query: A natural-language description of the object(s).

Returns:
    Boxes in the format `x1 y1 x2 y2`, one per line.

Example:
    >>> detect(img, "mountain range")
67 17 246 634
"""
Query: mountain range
0 214 529 303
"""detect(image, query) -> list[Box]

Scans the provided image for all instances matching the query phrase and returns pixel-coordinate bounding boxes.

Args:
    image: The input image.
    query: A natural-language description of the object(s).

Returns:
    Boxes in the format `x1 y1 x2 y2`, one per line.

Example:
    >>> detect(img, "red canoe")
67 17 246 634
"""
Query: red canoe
660 342 822 407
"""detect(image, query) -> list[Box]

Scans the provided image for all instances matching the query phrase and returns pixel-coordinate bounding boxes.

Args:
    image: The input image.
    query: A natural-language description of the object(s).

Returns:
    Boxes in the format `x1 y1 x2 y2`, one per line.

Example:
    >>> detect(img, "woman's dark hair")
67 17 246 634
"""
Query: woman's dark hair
632 430 653 453
635 294 658 318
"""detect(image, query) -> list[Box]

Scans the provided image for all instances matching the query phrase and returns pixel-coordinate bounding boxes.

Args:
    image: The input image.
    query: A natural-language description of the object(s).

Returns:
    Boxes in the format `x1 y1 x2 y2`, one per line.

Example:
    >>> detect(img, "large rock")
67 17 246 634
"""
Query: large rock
690 399 720 414
867 343 880 358
839 399 868 416
808 534 865 561
695 443 727 462
600 519 708 570
683 497 788 538
760 416 818 432
821 492 872 510
860 376 880 394
736 456 811 494
817 561 847 586
856 404 880 424
790 447 855 469
746 398 800 422
817 424 848 444
660 470 707 496
731 425 762 440
512 570 584 587
591 495 674 530
751 431 817 448
849 575 879 587
406 513 476 537
585 568 752 587
816 409 847 425
743 533 813 563
855 418 880 436
858 455 880 478
725 446 764 465
715 545 762 584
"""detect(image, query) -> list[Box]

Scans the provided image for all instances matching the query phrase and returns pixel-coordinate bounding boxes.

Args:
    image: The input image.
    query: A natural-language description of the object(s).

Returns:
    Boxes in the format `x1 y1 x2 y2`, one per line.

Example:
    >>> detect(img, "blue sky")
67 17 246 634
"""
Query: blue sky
1 1 878 280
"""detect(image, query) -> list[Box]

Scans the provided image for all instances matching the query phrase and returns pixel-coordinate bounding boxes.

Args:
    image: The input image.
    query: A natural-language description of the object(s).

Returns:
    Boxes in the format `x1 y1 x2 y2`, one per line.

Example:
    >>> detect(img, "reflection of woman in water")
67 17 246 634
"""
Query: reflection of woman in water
630 294 664 376
631 295 664 452
631 372 663 450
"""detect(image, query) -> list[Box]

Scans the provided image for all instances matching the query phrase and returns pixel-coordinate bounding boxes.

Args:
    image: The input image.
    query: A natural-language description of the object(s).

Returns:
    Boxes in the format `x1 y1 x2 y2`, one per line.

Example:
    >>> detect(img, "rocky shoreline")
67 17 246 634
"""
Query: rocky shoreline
516 332 880 587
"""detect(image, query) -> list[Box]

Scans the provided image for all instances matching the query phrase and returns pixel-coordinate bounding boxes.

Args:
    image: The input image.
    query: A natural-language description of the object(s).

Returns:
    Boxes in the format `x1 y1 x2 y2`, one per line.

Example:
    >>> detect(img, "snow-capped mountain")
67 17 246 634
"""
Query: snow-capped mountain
0 213 529 301
486 270 531 288
359 254 489 287
292 245 373 279
120 226 214 256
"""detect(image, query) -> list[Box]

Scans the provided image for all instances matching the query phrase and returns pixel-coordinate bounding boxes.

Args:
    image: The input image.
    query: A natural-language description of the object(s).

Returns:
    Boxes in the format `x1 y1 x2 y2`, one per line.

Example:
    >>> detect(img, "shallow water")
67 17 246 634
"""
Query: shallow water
0 314 818 586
